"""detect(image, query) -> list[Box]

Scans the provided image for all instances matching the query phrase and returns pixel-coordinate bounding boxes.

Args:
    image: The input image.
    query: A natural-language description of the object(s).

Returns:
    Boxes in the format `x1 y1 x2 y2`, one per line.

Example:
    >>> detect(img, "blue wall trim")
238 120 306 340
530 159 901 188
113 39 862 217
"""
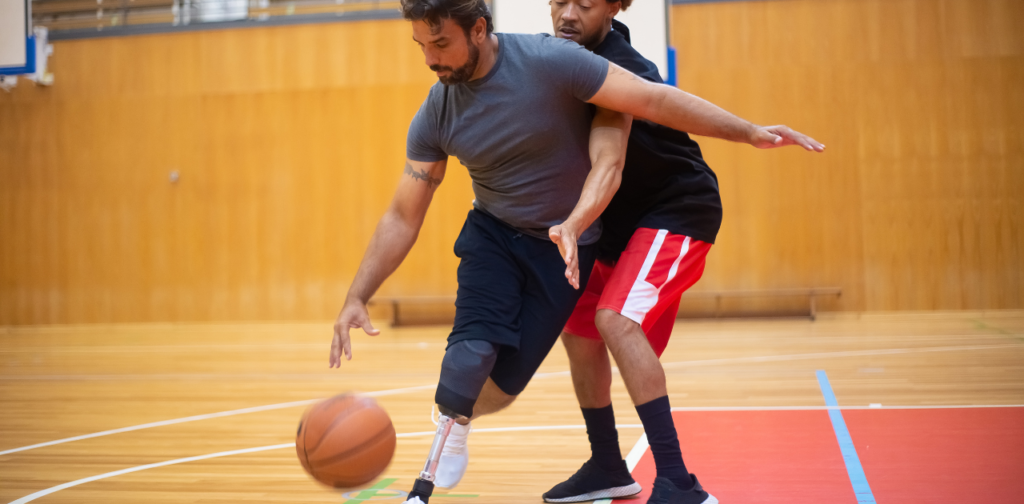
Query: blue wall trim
666 46 678 87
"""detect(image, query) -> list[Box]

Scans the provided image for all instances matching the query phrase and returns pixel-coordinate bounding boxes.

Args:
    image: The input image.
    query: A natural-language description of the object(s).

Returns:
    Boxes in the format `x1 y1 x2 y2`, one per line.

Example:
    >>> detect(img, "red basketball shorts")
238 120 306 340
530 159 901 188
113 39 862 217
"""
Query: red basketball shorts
564 228 711 357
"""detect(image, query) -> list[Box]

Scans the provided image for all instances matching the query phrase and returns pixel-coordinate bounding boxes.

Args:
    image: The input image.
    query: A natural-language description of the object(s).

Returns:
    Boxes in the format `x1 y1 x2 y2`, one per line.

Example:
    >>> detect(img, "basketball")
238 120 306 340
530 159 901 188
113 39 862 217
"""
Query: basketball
295 394 397 488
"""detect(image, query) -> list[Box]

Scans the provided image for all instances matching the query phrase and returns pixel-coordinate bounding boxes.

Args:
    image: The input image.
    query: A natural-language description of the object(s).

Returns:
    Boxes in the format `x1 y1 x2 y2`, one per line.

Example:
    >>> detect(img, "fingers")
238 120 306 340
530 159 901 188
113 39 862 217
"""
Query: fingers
751 129 783 149
803 133 826 152
549 226 571 264
564 257 579 289
549 227 566 258
360 319 380 337
329 329 345 367
566 243 578 289
568 257 580 290
341 327 352 361
775 126 823 152
760 125 826 152
562 234 575 266
792 134 825 152
551 222 581 288
548 227 561 244
337 323 353 361
768 127 797 148
561 234 580 289
330 302 377 366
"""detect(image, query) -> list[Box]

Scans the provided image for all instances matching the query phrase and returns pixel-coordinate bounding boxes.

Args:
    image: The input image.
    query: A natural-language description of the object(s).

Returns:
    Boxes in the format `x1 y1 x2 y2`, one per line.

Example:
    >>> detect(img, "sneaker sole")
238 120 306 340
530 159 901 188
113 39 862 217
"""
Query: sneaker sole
703 494 719 504
543 482 643 503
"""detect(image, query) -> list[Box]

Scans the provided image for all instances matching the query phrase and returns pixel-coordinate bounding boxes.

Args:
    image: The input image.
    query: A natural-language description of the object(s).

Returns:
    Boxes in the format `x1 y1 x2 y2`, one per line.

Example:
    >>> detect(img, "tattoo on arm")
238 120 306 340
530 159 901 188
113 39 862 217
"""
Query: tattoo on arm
404 162 442 188
609 63 646 87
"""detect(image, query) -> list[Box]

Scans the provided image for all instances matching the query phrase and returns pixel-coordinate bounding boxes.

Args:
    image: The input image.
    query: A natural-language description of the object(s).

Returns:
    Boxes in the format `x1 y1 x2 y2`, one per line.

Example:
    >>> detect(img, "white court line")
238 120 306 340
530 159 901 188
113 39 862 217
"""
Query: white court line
0 341 448 353
7 443 295 504
670 404 1024 411
3 342 1020 457
0 373 425 382
6 342 1018 381
0 385 435 457
6 424 645 504
594 432 650 504
396 424 645 439
624 433 650 471
10 403 1024 503
471 424 642 434
527 343 1024 380
660 343 1024 370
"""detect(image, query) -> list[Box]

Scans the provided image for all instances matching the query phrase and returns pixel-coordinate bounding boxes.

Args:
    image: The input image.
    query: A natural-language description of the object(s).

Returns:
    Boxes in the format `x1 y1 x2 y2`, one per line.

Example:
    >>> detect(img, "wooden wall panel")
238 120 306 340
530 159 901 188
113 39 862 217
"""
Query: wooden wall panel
0 20 476 324
671 0 1024 312
1 0 1022 324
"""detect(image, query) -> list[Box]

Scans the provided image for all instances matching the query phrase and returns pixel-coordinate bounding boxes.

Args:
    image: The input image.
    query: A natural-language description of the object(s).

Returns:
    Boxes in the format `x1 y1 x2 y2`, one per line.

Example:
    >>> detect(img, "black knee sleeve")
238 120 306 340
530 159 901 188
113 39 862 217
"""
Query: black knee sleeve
435 339 498 418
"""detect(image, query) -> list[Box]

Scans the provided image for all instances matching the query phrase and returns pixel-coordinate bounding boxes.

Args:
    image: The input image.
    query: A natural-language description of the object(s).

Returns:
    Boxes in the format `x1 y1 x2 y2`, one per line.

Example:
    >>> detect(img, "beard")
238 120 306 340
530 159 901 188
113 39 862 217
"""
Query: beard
431 40 480 85
557 22 602 50
576 29 604 50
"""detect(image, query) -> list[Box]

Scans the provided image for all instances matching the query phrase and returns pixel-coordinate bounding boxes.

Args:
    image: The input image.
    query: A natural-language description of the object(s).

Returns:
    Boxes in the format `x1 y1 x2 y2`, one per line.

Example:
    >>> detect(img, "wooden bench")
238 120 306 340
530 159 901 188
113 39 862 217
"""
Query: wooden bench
371 287 842 326
680 287 842 321
368 296 458 327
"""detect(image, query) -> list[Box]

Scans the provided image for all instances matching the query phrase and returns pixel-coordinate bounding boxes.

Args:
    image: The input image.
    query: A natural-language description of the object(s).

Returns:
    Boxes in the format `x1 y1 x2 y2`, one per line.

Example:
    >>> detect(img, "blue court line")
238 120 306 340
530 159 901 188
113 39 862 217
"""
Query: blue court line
816 370 877 504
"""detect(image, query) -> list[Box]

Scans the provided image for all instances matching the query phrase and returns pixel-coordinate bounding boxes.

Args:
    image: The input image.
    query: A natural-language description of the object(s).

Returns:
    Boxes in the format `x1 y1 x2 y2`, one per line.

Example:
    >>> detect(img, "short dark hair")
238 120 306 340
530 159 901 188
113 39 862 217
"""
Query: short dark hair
610 0 633 11
400 0 494 36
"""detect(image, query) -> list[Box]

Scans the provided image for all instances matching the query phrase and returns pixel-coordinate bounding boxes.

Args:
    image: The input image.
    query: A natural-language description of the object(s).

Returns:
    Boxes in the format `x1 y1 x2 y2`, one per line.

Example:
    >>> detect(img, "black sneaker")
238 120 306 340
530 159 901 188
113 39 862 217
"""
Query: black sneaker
403 478 433 504
543 460 642 503
647 475 718 504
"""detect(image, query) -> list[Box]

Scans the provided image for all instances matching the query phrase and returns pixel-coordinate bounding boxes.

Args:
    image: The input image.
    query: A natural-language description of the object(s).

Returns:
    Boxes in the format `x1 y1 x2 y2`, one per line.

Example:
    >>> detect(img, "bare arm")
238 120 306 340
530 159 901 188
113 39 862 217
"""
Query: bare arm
588 62 825 151
330 158 446 365
549 107 632 289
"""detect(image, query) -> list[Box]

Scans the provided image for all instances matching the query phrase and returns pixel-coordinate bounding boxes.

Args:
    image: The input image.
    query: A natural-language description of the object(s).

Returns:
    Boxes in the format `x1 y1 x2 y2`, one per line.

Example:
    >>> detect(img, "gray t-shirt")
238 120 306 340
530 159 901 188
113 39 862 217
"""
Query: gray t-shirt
407 33 610 245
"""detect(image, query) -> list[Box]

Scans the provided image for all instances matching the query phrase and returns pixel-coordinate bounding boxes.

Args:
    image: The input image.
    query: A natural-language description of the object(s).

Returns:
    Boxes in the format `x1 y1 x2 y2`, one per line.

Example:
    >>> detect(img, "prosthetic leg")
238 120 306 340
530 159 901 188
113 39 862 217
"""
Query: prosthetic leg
405 412 457 503
403 340 497 504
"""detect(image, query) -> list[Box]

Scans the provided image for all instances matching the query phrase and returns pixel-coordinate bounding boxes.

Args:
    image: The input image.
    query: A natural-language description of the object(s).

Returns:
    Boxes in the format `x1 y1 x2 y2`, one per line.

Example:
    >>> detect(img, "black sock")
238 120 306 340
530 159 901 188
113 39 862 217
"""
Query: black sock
635 396 694 491
581 404 624 471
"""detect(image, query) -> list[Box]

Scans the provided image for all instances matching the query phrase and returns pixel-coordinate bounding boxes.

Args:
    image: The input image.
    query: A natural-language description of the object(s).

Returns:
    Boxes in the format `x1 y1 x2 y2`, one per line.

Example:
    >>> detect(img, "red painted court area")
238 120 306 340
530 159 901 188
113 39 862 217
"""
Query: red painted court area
616 408 1024 504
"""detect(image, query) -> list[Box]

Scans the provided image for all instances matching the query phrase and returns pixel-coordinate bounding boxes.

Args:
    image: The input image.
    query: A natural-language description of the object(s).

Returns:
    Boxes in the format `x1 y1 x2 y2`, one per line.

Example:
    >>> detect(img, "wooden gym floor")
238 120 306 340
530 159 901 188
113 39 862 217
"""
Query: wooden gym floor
2 312 1023 503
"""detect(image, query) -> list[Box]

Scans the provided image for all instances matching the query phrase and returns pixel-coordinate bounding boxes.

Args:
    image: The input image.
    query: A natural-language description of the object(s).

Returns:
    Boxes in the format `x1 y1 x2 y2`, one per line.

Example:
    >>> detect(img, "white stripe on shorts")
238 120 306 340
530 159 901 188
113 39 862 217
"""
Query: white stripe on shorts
620 232 690 325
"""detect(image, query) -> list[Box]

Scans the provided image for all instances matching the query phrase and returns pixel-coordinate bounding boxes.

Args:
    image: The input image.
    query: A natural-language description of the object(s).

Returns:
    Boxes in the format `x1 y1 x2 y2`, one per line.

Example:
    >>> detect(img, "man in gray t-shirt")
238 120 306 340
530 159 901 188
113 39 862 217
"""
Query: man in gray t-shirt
407 32 610 245
328 2 823 502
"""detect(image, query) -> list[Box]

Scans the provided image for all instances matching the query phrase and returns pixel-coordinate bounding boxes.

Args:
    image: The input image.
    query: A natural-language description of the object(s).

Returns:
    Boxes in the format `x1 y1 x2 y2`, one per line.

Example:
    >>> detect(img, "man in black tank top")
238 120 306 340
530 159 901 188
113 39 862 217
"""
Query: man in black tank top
544 2 823 504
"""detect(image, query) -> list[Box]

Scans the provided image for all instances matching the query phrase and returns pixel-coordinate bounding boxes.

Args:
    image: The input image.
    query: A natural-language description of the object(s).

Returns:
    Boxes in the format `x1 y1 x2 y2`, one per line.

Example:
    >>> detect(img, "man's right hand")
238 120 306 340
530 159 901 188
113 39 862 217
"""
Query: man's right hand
330 299 380 367
328 158 444 367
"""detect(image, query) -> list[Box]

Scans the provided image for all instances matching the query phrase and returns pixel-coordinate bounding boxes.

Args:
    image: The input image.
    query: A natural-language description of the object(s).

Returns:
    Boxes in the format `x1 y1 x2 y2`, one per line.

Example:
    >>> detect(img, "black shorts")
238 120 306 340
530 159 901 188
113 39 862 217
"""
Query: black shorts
449 209 597 396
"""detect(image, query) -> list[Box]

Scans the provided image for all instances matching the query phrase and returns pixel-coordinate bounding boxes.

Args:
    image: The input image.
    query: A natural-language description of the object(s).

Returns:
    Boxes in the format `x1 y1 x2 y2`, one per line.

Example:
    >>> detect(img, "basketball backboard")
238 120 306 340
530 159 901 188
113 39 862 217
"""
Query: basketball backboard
1 0 33 75
492 0 671 82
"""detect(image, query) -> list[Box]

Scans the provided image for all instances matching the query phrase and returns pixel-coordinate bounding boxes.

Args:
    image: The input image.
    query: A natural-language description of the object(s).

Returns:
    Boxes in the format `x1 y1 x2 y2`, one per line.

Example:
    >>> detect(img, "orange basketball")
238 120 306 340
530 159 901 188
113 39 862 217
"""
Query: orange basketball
295 393 397 488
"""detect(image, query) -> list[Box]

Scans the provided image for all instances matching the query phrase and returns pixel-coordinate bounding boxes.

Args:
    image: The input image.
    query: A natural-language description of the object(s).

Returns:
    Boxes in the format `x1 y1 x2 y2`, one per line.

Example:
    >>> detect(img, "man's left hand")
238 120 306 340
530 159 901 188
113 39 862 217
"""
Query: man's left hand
750 125 825 152
548 223 581 289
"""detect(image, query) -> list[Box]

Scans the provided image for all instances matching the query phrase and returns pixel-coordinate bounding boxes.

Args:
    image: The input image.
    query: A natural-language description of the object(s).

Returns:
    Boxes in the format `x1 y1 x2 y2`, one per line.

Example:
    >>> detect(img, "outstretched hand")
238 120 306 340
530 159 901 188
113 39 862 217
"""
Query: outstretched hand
548 223 581 290
751 125 825 152
330 299 380 367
